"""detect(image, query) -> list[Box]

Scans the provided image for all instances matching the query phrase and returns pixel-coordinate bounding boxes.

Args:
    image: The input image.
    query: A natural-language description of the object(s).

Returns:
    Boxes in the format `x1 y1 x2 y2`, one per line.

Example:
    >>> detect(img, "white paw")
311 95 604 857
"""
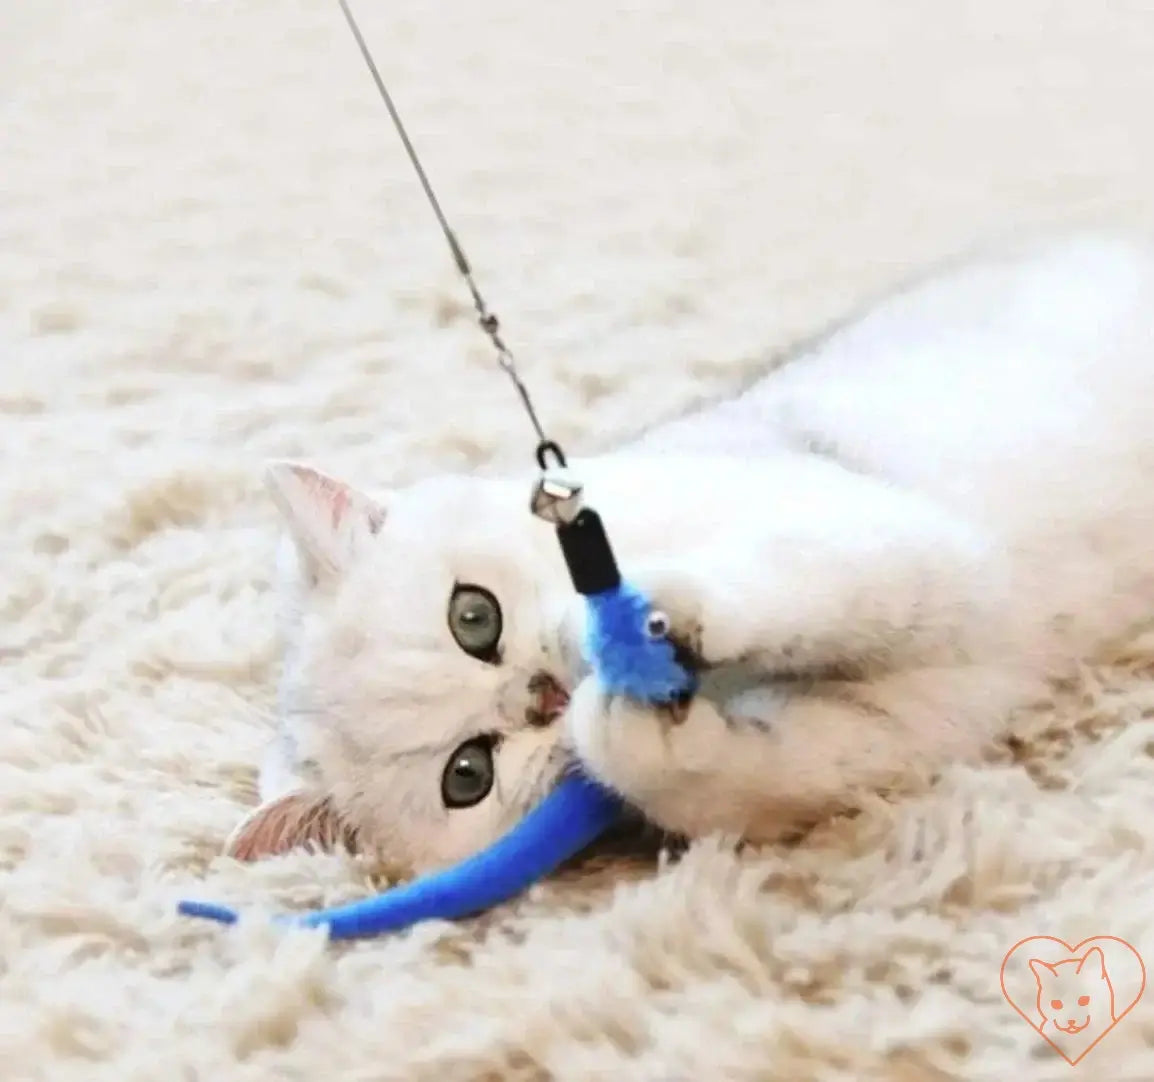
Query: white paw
565 672 782 838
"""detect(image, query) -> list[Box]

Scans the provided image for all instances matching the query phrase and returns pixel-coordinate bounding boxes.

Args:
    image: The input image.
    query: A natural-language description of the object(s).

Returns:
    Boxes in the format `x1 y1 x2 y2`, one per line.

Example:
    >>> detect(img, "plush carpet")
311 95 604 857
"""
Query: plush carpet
5 1 1154 1079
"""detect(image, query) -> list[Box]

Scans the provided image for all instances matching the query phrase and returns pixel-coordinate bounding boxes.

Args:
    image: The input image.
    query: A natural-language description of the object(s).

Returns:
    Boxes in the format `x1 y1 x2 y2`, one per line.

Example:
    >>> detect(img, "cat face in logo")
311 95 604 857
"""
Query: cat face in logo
1029 948 1116 1035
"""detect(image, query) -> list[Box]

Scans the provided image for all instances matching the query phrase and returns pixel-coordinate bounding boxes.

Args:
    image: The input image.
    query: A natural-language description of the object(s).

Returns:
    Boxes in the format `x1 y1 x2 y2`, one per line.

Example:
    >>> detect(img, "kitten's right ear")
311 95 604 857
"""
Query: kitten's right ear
264 460 386 586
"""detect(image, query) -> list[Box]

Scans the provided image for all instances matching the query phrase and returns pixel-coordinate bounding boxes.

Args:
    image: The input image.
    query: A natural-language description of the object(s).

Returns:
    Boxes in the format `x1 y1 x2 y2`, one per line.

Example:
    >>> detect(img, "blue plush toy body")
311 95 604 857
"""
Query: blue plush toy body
584 582 697 705
177 476 696 941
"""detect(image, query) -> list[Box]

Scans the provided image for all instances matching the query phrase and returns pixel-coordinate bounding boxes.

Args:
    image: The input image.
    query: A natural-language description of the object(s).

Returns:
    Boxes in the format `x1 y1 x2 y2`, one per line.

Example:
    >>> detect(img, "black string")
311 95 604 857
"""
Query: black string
335 0 566 471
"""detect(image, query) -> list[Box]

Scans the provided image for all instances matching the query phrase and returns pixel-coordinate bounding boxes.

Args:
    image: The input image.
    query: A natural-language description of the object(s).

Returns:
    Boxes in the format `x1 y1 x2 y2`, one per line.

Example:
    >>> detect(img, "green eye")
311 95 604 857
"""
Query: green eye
447 584 503 663
441 735 497 809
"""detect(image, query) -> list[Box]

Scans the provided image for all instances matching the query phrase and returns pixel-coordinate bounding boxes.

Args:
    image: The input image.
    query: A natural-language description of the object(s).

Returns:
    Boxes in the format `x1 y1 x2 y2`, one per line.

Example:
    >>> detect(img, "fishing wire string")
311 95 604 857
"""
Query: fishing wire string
336 0 566 470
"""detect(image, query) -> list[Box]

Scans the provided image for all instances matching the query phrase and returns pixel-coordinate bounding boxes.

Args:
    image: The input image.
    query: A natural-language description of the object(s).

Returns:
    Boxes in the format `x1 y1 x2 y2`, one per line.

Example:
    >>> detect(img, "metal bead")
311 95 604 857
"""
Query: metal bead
530 471 584 526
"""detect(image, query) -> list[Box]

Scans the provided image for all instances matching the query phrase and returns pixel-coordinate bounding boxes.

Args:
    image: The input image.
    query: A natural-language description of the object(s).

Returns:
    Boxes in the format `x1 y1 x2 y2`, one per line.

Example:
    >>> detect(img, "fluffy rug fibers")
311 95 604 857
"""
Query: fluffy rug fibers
5 1 1154 1079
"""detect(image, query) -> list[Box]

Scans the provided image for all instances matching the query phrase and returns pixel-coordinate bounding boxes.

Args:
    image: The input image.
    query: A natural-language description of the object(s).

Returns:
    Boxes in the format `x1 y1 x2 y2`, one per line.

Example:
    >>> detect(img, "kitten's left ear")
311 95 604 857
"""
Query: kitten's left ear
264 460 386 584
224 789 360 861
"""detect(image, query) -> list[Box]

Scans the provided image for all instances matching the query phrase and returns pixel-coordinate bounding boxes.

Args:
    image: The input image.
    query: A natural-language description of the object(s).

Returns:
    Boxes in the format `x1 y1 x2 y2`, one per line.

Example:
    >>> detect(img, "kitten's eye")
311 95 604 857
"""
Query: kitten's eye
645 610 670 639
1078 996 1090 1006
447 584 503 663
441 735 497 809
1051 999 1063 1010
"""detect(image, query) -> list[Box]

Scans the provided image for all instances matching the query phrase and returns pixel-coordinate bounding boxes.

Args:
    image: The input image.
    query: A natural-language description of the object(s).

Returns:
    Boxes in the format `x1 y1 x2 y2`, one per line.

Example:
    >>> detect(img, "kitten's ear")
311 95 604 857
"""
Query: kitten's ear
224 790 360 861
264 460 386 585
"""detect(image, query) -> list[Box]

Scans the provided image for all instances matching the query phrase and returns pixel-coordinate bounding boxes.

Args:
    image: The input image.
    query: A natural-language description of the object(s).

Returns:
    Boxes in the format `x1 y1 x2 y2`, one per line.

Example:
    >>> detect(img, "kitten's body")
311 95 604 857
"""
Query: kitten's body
232 233 1154 874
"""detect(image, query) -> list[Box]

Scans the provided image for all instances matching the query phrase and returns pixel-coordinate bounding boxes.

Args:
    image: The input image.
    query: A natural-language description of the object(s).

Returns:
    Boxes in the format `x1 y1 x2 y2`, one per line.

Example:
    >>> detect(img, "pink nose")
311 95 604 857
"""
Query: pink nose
527 672 570 726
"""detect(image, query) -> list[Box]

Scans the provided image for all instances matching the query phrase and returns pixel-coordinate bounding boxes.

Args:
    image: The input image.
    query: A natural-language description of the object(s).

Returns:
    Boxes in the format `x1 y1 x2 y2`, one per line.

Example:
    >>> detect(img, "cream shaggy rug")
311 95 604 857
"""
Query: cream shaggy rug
5 1 1154 1079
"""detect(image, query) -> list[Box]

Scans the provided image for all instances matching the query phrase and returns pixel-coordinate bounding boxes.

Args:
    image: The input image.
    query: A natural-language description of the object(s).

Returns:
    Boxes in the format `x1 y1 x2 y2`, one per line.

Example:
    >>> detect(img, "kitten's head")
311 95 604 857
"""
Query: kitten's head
256 461 585 874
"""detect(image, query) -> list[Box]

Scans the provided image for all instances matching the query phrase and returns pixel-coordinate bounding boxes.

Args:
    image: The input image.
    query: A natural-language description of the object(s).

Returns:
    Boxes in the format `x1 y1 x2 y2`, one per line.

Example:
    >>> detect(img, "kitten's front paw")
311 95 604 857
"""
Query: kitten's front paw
565 671 767 839
564 561 798 837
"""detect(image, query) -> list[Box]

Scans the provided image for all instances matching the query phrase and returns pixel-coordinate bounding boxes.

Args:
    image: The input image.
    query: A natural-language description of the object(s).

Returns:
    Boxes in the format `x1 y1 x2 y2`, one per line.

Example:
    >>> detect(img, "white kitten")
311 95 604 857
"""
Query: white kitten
226 233 1154 874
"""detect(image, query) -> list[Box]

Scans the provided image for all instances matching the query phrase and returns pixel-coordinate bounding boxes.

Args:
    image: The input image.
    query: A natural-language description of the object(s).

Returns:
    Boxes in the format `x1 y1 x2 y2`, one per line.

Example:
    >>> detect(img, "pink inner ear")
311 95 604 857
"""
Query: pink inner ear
290 464 384 535
295 468 351 529
225 791 360 862
328 484 351 530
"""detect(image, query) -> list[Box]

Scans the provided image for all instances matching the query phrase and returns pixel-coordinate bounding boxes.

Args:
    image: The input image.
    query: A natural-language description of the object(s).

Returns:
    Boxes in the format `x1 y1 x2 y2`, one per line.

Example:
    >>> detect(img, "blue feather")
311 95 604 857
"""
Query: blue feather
584 580 697 703
178 769 620 941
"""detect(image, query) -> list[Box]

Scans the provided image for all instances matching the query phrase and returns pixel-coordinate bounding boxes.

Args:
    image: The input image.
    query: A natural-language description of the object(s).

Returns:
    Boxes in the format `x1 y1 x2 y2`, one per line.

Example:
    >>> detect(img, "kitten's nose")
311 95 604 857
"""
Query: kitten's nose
526 671 570 727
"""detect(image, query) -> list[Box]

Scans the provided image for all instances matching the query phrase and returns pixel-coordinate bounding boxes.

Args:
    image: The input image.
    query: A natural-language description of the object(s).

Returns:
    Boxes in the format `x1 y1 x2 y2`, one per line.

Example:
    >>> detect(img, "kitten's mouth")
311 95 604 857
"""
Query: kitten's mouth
1054 1018 1089 1034
526 671 570 727
670 636 704 676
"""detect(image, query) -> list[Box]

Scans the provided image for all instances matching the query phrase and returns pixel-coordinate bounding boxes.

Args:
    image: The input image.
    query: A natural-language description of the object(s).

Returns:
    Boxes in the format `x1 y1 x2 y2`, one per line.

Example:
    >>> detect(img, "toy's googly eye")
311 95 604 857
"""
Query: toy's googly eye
645 610 671 639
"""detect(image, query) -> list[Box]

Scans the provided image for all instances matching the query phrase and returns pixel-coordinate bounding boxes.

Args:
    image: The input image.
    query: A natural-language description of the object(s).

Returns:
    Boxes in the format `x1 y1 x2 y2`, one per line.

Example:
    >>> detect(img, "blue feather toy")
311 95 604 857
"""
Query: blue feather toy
177 473 696 941
585 581 696 705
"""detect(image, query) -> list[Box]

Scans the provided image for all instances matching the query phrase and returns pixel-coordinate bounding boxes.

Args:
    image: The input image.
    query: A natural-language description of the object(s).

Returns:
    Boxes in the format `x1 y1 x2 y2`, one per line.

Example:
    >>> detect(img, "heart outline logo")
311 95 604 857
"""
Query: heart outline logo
1000 936 1146 1065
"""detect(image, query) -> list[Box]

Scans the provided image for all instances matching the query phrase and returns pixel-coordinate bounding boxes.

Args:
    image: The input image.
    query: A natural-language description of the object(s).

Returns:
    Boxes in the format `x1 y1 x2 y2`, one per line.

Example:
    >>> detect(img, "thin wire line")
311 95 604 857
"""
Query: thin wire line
335 0 564 467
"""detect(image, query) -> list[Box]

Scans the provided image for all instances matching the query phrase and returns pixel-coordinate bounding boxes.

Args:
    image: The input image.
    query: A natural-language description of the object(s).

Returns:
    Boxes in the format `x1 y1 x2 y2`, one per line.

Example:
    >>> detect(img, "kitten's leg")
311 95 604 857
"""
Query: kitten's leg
634 473 1017 675
567 661 1034 841
566 473 1029 839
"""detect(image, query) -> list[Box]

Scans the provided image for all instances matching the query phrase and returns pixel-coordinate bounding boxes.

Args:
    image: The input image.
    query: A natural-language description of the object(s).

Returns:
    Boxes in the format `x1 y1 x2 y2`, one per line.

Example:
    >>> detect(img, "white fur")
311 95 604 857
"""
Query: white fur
245 233 1154 872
